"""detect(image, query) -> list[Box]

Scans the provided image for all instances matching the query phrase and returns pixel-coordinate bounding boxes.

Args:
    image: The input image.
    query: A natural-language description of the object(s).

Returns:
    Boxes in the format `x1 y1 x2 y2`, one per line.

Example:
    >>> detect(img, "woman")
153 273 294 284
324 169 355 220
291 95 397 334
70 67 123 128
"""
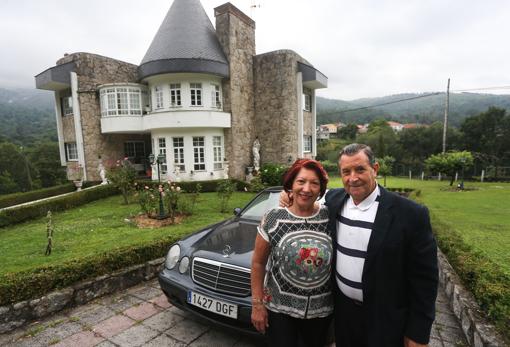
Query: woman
251 159 333 347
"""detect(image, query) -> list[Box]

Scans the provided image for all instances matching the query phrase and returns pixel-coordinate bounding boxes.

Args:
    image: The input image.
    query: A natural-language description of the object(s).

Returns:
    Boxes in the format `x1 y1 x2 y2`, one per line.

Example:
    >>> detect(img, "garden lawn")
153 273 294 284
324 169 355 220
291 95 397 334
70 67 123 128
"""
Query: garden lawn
328 176 510 275
0 192 256 276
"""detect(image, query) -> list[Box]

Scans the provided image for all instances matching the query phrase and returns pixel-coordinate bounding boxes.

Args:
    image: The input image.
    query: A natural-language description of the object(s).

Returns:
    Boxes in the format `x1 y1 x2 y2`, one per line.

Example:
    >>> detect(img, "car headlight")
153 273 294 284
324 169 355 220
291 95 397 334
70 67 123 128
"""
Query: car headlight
165 244 180 269
179 256 190 273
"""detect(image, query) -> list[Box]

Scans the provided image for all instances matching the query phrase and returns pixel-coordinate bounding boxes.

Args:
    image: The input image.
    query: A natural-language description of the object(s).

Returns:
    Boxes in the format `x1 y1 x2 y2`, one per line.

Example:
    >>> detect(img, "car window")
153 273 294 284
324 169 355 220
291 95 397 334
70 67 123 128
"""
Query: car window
240 192 280 220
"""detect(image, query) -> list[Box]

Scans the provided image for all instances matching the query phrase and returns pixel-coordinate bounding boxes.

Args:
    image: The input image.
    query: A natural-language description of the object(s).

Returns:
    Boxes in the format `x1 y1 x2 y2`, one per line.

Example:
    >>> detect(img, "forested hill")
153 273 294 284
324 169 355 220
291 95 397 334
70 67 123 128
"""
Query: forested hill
0 88 55 145
317 93 510 127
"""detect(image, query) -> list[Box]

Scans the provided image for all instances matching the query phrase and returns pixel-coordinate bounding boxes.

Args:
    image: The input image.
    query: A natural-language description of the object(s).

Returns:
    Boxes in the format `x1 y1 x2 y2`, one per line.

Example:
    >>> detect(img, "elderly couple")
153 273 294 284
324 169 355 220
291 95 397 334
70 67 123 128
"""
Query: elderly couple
250 143 438 347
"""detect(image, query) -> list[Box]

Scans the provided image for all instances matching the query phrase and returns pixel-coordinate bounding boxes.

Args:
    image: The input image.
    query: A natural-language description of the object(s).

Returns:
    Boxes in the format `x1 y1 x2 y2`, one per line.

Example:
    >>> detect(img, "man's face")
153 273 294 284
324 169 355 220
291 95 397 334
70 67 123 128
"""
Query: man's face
338 151 379 205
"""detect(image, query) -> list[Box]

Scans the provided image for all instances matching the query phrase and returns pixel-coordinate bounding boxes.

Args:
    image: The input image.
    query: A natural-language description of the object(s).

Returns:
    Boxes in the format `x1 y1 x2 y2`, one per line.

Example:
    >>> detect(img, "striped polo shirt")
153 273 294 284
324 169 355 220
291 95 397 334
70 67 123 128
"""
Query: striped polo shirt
335 185 380 302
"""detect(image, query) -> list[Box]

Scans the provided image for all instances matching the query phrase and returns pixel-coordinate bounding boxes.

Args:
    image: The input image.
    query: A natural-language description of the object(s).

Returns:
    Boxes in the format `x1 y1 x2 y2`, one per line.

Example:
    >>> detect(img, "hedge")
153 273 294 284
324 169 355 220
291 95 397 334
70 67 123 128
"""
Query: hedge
135 179 250 192
0 182 102 209
0 234 181 306
0 184 119 228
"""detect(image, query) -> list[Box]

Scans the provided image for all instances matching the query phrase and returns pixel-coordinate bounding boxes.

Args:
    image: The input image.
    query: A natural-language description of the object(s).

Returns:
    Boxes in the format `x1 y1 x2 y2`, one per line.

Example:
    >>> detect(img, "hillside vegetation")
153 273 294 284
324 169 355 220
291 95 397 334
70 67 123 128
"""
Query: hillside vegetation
317 92 510 127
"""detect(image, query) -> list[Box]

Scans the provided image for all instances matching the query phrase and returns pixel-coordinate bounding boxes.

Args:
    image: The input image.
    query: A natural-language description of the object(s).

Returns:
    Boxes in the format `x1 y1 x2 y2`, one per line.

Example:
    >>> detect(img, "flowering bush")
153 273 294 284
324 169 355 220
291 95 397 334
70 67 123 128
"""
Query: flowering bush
260 163 288 187
106 158 137 204
163 182 182 223
136 183 159 217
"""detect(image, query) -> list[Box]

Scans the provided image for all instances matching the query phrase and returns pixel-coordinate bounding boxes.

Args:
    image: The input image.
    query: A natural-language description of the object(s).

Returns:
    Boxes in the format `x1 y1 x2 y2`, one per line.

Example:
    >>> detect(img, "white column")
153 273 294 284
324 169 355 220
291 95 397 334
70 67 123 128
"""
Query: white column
70 72 87 180
311 89 317 158
296 72 303 157
54 91 66 165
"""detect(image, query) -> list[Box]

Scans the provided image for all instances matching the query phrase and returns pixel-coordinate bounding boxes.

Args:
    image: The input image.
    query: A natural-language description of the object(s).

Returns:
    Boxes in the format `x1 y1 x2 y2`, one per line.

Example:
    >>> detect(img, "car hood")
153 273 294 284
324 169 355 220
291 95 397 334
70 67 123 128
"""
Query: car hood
190 218 258 269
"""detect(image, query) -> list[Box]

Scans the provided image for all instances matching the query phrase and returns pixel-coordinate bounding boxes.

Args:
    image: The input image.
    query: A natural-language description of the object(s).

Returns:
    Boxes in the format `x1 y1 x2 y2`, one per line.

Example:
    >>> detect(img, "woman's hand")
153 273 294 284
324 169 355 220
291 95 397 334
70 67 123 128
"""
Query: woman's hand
251 303 269 334
279 191 291 207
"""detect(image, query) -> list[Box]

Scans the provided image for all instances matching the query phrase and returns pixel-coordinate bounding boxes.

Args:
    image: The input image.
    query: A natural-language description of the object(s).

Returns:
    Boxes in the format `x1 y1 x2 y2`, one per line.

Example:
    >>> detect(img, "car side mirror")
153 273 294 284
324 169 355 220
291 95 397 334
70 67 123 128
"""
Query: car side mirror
233 207 241 216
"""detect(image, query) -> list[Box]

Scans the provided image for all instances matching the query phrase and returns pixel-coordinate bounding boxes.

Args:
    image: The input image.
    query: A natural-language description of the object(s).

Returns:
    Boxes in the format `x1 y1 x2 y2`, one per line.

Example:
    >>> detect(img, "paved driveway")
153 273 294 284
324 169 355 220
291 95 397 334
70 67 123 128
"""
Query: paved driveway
0 278 467 347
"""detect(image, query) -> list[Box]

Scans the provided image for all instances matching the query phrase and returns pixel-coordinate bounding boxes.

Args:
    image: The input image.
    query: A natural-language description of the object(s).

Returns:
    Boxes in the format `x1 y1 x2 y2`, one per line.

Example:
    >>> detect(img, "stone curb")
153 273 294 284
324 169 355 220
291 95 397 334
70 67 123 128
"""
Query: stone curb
0 258 164 334
438 249 506 347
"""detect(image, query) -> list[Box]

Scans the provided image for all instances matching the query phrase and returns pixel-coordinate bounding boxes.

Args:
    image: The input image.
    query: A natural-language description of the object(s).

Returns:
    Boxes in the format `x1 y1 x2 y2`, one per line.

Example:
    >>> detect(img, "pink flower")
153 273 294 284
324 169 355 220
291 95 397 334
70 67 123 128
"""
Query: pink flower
158 187 163 192
176 186 181 192
144 186 149 190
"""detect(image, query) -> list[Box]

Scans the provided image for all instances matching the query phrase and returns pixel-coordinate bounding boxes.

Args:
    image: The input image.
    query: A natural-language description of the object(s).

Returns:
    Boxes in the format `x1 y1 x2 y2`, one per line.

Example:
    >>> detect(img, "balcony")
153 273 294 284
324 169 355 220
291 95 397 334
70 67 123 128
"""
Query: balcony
100 110 231 134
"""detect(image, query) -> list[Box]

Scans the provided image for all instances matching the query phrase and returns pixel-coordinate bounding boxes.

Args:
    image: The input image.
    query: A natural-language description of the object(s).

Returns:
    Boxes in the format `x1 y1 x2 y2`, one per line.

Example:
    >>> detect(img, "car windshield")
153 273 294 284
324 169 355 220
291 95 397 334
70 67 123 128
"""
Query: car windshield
239 191 281 221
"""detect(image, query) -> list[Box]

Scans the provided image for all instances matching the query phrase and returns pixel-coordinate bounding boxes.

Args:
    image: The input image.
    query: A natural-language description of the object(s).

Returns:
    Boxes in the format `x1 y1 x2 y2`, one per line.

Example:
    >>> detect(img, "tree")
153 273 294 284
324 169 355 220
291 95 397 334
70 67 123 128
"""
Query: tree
357 119 401 159
27 141 66 187
0 142 35 192
337 123 358 140
425 151 474 186
460 107 510 174
377 156 395 187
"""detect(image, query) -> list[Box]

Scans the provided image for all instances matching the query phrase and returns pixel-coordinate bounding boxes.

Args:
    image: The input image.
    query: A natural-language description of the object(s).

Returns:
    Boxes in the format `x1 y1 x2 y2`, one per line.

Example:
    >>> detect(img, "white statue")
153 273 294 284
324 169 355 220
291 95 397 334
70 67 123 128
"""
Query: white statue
98 161 107 184
173 166 181 182
252 137 261 171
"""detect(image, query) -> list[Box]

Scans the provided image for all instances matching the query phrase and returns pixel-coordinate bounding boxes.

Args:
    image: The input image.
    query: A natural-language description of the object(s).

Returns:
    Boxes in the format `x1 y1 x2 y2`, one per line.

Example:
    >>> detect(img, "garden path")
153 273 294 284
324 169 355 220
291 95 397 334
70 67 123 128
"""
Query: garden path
0 279 467 347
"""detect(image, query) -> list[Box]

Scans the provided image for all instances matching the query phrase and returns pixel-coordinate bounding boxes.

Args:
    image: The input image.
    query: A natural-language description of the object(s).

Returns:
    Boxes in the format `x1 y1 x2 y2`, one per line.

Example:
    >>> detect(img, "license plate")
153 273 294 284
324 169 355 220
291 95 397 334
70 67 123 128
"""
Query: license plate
187 291 238 319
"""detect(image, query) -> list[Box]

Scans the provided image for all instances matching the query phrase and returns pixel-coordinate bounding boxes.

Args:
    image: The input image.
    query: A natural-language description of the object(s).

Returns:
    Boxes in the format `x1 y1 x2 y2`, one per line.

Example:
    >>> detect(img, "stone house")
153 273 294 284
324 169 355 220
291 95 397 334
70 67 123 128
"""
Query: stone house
35 0 327 182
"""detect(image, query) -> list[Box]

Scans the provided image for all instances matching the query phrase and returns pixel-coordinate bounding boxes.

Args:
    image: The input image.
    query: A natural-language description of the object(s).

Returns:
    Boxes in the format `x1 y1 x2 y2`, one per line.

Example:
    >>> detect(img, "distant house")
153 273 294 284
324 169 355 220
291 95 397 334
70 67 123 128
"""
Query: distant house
317 125 330 140
322 123 339 134
35 0 327 181
357 124 369 134
403 123 428 130
387 121 404 132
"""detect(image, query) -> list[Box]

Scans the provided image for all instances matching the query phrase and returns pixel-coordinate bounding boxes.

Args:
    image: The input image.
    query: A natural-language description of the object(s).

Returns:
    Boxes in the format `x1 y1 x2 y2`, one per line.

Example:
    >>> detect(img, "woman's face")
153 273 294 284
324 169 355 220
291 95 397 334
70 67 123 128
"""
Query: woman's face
291 168 321 210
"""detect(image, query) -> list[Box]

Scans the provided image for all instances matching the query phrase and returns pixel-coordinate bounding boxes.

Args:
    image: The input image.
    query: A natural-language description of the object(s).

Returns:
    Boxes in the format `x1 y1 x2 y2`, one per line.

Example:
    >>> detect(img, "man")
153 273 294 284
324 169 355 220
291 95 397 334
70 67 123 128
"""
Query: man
327 143 438 347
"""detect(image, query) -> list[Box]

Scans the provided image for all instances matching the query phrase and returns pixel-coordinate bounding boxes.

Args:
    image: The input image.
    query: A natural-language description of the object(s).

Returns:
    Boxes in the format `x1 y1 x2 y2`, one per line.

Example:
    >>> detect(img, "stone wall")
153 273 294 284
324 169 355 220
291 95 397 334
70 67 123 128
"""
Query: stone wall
253 50 301 165
215 4 256 179
56 53 141 181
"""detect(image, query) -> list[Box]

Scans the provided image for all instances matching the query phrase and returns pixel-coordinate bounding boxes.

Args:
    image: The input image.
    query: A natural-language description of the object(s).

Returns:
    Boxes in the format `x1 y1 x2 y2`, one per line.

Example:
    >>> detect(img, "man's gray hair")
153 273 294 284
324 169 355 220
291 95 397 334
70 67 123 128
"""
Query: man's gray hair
338 143 376 166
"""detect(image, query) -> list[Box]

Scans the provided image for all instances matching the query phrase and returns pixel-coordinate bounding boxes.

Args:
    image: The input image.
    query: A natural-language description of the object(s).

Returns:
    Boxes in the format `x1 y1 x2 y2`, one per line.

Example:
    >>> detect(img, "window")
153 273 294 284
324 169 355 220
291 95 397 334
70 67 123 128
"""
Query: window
61 96 73 116
213 136 223 170
124 141 145 164
172 137 185 172
190 83 202 106
211 84 221 108
99 86 144 116
303 93 311 112
65 142 78 161
158 138 167 174
169 83 181 107
155 86 164 109
193 136 205 171
303 135 312 153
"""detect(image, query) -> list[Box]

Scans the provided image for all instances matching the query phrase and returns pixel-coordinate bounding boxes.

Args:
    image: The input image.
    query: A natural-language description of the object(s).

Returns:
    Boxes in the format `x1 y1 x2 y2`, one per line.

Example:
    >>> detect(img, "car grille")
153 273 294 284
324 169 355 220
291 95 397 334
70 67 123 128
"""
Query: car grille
192 257 251 297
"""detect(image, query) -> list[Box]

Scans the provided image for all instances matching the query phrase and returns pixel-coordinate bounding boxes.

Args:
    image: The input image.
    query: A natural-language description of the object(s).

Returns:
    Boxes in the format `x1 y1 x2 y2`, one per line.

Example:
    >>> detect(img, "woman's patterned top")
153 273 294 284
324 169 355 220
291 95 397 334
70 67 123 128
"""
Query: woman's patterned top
257 206 333 319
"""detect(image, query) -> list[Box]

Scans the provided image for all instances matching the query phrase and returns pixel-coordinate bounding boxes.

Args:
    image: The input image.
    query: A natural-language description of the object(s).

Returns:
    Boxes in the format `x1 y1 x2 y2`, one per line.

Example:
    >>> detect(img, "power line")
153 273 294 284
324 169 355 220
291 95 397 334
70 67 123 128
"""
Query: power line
451 85 510 92
320 92 442 116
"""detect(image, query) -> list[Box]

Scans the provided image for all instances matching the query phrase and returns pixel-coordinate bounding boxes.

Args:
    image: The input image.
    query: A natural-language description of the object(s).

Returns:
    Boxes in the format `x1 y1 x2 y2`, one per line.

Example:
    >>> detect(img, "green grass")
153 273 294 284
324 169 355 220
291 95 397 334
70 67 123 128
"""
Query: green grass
327 176 510 275
0 192 256 276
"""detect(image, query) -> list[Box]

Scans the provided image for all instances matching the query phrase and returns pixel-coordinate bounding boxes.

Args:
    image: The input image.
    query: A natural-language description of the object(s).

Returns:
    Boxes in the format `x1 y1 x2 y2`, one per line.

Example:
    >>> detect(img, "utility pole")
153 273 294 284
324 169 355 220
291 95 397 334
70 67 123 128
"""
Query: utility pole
442 78 450 153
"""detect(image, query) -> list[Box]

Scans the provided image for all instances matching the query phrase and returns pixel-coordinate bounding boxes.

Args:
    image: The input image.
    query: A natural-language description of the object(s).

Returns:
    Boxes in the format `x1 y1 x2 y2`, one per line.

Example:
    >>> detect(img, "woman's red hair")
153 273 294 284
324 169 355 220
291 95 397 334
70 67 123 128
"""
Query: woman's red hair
282 159 329 205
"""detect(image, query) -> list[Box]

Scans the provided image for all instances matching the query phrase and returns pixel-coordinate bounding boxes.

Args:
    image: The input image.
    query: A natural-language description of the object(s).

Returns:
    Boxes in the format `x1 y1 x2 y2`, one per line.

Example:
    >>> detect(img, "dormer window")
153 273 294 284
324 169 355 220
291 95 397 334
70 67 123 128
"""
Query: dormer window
169 83 181 107
190 83 202 106
211 84 221 108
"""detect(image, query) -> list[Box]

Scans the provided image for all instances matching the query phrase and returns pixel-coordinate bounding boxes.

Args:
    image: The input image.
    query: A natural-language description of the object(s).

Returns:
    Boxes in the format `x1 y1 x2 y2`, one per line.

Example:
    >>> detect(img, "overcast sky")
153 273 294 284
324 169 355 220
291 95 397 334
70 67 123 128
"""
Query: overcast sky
1 0 510 100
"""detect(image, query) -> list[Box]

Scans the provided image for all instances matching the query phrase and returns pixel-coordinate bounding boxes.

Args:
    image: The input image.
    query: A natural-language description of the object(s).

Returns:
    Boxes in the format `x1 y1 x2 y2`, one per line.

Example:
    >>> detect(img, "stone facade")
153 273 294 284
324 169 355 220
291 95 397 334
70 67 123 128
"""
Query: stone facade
56 53 147 181
253 50 312 165
215 4 256 178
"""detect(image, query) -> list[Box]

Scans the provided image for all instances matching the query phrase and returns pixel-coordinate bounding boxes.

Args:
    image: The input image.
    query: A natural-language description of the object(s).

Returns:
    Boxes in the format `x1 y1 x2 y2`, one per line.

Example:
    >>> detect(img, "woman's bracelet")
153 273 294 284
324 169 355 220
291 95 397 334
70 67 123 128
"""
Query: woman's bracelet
252 298 264 306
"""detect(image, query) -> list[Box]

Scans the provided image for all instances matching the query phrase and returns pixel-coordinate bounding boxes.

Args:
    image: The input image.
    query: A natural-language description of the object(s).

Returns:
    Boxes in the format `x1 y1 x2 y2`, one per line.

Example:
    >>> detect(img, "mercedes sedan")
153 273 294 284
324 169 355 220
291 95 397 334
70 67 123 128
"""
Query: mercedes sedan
158 186 282 335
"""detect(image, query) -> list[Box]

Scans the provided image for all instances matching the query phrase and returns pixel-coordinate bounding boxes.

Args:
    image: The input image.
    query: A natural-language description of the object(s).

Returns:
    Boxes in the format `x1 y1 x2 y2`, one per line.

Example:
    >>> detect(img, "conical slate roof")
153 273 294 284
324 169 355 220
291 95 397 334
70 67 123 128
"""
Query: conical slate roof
138 0 229 80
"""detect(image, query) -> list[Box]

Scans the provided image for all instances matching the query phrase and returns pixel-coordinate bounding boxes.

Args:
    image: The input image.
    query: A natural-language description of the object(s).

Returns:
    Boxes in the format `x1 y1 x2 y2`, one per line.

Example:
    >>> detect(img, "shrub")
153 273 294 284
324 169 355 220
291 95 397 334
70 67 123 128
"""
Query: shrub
319 160 338 174
134 179 247 193
163 183 182 222
260 163 287 186
217 179 237 212
0 183 76 209
106 159 137 204
247 176 265 193
0 185 119 227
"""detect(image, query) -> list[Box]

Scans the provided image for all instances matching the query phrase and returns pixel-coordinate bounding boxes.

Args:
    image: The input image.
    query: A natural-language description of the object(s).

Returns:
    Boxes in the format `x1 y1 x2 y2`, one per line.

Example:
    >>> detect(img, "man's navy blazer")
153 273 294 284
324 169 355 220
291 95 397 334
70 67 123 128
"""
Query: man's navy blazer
325 185 438 346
